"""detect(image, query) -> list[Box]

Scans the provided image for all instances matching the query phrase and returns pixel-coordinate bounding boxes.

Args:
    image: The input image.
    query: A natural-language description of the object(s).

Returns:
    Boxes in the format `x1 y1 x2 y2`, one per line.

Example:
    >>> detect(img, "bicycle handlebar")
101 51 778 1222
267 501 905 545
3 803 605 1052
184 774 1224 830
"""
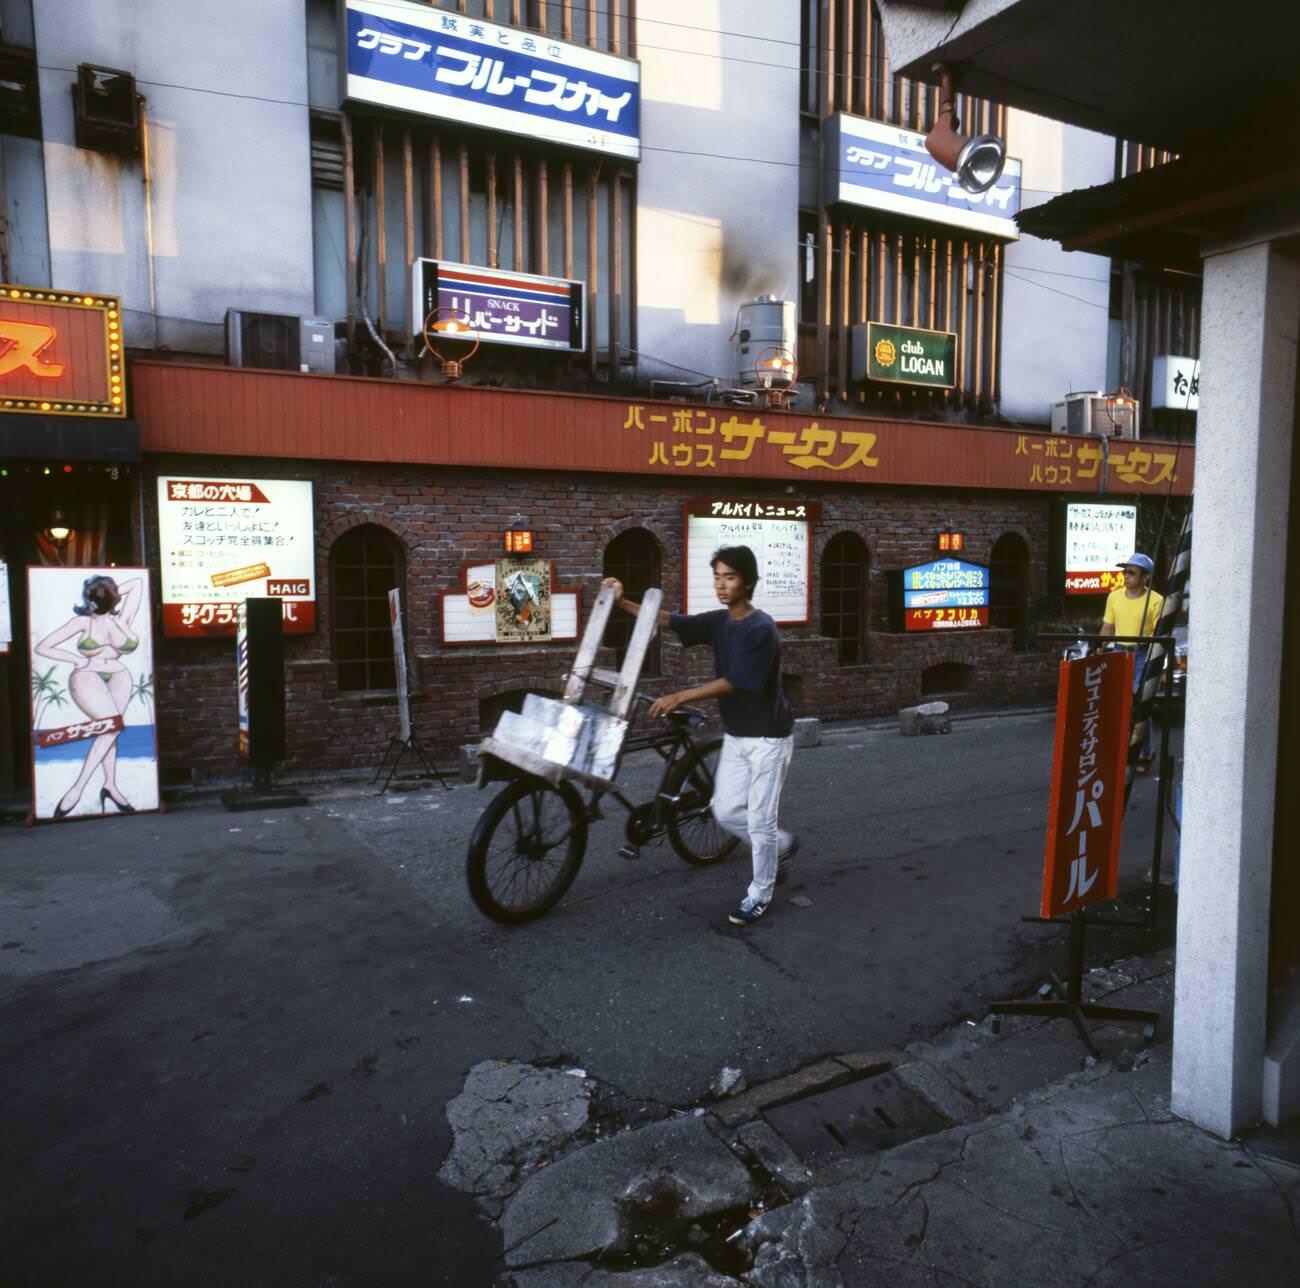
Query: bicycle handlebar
633 692 707 726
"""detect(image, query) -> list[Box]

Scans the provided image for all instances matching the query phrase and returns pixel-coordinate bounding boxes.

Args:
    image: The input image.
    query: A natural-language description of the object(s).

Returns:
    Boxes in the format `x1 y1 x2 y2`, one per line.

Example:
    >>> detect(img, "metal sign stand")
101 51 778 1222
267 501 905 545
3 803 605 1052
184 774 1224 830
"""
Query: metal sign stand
987 631 1171 1054
374 730 451 793
988 909 1160 1057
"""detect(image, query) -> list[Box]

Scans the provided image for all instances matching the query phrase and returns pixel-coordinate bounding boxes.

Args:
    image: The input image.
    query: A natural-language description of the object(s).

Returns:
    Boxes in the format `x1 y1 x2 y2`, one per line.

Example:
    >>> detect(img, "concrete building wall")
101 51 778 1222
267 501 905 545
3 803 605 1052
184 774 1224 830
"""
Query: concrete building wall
1000 113 1113 426
634 1 801 391
32 0 315 352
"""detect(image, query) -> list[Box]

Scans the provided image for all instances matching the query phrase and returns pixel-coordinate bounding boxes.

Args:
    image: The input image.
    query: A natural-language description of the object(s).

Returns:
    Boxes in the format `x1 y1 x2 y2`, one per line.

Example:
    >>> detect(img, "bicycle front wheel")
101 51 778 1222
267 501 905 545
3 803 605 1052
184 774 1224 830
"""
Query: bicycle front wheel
665 736 740 865
466 778 587 923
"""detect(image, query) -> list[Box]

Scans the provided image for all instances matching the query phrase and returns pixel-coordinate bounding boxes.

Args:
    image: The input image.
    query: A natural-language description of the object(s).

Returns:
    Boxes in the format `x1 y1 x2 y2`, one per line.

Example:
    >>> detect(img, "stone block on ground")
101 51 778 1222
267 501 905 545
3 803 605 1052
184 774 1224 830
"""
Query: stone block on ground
792 717 821 748
898 701 951 736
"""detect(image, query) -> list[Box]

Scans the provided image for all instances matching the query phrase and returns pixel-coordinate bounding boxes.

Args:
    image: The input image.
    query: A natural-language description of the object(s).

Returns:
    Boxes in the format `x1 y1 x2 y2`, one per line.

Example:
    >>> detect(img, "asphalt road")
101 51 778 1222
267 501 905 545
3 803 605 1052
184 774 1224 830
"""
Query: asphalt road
0 709 1178 1286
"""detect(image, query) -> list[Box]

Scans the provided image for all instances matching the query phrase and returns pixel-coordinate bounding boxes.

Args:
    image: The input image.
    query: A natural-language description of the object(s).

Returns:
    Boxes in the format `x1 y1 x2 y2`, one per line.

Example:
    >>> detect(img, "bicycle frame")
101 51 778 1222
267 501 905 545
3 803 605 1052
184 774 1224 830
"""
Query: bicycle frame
583 715 701 833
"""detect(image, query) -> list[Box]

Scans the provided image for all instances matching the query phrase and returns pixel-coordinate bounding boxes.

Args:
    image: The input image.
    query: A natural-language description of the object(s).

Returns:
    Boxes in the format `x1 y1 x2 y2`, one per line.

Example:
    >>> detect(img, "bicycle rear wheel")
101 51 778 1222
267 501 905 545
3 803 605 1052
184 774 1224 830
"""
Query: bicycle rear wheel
665 736 739 865
466 778 587 923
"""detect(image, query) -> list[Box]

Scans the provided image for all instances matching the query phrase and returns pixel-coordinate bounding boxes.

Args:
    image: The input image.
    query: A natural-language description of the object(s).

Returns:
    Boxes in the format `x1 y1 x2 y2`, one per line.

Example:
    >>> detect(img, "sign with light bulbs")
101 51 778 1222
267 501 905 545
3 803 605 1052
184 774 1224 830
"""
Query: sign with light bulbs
0 286 126 418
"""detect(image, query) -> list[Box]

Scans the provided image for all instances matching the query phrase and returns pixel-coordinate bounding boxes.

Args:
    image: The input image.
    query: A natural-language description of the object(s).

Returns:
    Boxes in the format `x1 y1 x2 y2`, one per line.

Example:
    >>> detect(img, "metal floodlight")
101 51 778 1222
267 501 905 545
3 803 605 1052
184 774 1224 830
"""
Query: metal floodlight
924 68 1007 195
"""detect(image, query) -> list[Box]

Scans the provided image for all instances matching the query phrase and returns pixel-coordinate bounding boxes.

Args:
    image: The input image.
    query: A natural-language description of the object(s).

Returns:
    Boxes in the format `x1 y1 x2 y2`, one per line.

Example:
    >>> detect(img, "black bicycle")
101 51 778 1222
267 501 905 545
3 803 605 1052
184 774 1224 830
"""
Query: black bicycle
466 700 738 924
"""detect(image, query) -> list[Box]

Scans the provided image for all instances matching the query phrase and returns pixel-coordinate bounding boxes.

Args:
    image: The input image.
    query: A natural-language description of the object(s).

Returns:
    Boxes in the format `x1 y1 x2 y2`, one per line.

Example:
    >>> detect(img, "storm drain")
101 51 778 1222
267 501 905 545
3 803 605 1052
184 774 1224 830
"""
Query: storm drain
761 1070 950 1164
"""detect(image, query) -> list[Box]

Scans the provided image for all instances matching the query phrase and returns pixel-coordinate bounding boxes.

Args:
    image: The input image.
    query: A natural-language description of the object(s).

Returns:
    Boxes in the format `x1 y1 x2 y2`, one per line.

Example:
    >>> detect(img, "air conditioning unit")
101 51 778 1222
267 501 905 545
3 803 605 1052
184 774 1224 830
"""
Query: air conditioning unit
1049 391 1140 439
225 311 336 374
73 64 140 155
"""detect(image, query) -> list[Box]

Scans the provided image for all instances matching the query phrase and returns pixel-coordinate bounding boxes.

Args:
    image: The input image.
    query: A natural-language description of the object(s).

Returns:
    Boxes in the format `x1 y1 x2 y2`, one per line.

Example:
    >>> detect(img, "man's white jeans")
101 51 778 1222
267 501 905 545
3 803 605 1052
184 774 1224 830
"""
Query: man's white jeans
712 733 794 904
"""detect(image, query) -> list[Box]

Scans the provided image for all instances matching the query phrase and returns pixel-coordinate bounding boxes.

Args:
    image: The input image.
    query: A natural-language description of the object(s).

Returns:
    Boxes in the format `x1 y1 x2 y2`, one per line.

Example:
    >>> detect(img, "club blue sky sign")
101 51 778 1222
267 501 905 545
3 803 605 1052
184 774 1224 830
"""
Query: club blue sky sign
824 114 1021 240
411 259 585 352
342 0 641 161
902 557 990 631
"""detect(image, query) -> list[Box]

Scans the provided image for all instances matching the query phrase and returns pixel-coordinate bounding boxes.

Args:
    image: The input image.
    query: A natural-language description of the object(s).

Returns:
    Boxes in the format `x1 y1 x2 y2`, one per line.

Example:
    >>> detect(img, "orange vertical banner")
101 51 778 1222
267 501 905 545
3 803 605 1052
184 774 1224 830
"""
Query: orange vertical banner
1040 651 1134 918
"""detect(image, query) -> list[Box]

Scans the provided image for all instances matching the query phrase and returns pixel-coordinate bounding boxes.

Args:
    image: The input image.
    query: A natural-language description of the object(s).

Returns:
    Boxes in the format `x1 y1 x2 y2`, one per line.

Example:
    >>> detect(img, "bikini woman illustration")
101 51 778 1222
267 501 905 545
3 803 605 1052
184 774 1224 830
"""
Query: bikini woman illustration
34 574 144 819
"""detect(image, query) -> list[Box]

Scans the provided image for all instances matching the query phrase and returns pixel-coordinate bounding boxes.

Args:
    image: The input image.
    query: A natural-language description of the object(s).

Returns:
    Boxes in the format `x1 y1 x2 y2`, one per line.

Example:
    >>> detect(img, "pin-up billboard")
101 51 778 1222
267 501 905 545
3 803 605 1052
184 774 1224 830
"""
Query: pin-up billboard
342 0 640 160
824 114 1021 240
412 259 585 352
157 476 316 637
0 285 126 417
28 566 160 822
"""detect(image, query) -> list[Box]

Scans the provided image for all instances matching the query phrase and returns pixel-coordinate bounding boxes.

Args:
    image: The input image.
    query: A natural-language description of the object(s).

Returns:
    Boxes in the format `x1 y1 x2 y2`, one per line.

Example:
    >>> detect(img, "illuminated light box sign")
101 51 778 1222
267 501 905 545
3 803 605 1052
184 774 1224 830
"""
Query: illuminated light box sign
684 499 819 625
342 0 640 160
411 259 585 352
1151 354 1200 411
900 557 990 632
0 285 126 417
823 114 1021 240
157 476 316 637
1061 501 1137 595
859 322 956 389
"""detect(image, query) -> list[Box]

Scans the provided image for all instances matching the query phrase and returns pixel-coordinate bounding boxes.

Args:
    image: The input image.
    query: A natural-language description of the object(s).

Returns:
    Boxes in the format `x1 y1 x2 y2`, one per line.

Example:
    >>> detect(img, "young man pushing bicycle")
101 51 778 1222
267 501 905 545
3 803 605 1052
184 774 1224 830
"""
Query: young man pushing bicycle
603 544 798 926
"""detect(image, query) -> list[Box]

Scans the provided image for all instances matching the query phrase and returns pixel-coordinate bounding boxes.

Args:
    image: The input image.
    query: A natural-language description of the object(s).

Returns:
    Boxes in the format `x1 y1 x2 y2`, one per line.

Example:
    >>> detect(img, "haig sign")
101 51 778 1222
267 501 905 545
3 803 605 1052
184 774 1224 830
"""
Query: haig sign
157 476 317 637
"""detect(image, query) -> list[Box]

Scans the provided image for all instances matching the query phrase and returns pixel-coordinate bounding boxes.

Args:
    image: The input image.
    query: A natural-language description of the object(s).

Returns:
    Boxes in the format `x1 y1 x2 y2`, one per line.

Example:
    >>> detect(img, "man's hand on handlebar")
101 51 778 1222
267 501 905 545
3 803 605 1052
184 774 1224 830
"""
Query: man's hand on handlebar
648 690 691 719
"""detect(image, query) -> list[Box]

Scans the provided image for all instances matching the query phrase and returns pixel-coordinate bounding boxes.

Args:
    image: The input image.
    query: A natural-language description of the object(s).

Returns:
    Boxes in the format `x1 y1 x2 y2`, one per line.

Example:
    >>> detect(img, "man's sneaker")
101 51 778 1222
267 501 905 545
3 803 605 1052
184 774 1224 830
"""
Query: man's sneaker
775 835 801 886
728 898 769 926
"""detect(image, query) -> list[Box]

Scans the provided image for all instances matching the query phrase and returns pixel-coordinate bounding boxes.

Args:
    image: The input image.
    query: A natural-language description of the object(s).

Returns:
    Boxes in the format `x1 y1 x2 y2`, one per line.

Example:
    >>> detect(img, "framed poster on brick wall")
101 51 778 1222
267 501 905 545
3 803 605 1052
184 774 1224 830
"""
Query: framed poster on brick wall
682 500 819 625
440 561 579 645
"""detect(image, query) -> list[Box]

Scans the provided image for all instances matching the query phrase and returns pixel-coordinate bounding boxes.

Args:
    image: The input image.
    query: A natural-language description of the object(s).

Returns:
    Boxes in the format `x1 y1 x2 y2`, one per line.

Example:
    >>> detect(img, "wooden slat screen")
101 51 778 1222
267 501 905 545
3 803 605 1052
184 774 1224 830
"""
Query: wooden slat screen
805 0 1007 414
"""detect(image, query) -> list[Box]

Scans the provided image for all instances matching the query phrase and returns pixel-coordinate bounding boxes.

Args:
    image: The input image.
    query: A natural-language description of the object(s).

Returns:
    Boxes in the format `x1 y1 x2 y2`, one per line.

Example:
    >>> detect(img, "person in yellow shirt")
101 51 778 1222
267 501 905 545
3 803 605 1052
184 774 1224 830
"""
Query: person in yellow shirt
1101 552 1165 771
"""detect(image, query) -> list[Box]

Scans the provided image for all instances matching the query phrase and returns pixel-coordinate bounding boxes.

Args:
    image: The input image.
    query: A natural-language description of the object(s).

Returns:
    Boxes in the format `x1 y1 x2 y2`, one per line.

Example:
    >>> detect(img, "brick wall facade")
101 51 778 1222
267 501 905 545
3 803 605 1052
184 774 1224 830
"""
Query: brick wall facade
145 454 1060 783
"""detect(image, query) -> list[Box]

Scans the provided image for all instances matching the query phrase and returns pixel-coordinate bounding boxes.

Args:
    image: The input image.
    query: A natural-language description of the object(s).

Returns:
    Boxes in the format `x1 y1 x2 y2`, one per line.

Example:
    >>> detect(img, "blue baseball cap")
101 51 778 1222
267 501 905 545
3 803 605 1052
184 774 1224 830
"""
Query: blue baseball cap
1118 552 1154 573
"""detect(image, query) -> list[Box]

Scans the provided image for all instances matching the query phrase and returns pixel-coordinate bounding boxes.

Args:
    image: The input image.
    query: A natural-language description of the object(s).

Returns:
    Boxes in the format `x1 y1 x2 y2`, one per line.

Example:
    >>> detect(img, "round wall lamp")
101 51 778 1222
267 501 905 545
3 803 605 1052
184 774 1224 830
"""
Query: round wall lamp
420 307 479 381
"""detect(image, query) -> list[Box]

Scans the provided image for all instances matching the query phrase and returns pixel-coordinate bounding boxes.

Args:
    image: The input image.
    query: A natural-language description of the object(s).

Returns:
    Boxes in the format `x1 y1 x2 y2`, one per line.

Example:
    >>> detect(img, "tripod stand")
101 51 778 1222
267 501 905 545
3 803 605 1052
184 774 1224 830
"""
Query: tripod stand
373 729 452 793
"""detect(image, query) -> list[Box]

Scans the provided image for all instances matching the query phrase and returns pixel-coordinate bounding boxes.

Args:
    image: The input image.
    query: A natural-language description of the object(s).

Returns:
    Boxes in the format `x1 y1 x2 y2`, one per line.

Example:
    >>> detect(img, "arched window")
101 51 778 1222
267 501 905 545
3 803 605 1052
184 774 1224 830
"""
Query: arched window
990 532 1030 644
602 528 662 676
330 524 404 691
821 531 870 664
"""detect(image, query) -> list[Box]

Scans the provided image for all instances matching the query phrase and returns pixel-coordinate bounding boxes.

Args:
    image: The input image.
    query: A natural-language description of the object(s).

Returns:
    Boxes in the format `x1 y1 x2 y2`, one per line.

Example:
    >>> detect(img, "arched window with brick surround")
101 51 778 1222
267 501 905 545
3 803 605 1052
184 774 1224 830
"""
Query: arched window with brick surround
990 531 1030 647
821 531 870 664
330 524 405 692
602 528 662 676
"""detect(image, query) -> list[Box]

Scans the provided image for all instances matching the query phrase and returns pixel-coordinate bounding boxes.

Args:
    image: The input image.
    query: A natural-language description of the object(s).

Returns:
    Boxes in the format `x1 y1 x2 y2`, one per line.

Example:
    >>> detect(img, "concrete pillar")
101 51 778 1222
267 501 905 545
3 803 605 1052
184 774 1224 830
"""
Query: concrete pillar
1171 242 1299 1137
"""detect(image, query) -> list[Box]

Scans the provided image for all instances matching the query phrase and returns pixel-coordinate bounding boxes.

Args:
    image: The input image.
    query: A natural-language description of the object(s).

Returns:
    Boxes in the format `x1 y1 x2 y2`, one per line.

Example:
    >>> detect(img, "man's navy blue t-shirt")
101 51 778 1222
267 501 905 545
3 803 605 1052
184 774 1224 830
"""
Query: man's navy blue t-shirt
669 608 793 738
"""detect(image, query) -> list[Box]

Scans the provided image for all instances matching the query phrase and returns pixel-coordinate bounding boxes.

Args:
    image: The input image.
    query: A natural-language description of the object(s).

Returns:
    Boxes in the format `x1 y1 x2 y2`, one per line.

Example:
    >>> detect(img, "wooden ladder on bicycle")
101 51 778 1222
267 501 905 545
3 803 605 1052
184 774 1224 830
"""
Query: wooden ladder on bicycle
562 583 662 719
476 584 662 788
